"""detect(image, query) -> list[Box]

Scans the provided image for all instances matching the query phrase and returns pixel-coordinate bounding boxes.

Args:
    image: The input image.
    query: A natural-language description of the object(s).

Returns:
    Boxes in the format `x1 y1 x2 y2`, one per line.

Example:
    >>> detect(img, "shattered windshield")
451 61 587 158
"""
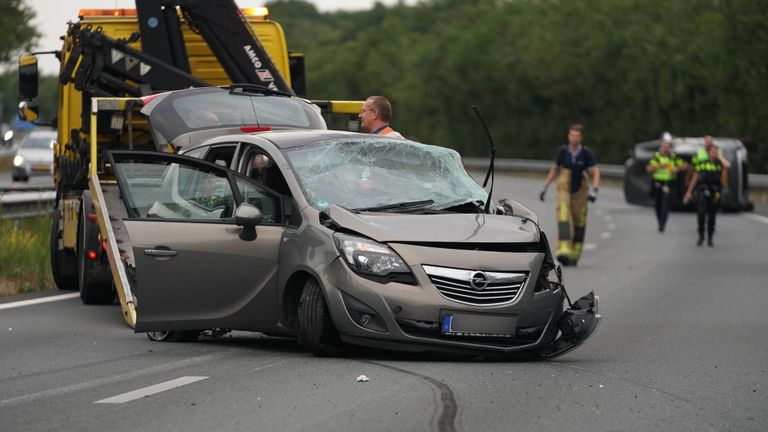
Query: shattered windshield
283 138 488 211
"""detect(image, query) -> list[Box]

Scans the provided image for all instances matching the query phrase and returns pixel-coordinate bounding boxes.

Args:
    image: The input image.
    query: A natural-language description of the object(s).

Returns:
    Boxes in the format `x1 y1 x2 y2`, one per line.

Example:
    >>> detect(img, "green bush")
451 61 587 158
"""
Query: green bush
0 216 54 295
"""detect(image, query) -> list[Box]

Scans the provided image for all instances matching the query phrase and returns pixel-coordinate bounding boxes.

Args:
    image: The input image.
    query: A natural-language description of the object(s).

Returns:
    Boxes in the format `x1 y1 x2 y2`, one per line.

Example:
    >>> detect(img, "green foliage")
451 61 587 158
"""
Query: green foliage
268 0 768 172
0 0 38 65
0 72 59 124
0 216 54 295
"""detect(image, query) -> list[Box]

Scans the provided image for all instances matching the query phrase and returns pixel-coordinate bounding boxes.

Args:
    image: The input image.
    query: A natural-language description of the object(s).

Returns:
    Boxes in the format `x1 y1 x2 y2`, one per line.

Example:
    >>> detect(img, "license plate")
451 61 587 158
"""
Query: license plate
441 311 516 337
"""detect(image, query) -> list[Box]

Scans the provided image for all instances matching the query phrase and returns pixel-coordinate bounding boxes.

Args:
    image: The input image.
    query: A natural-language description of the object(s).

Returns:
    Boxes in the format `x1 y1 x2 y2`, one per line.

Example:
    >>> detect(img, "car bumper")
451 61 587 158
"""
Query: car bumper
13 163 53 178
319 245 600 358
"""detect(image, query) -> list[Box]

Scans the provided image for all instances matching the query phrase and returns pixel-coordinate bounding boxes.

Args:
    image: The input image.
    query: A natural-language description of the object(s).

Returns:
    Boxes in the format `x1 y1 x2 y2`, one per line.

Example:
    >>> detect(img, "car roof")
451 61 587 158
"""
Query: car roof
635 137 743 157
201 129 394 150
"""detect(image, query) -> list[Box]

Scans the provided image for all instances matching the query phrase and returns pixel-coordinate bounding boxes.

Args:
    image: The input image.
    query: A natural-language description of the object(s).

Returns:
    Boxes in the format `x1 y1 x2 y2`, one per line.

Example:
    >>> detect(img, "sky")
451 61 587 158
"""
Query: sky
28 0 417 74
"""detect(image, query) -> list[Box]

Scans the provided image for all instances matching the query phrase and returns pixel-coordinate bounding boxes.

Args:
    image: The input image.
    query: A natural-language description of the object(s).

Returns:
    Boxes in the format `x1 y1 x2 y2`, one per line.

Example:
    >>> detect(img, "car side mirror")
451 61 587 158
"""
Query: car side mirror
235 203 263 241
18 100 39 123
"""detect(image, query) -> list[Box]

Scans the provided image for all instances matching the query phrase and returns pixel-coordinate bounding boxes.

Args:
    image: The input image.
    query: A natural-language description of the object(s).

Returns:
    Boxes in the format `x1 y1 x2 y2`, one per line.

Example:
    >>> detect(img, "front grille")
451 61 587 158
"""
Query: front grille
422 265 528 306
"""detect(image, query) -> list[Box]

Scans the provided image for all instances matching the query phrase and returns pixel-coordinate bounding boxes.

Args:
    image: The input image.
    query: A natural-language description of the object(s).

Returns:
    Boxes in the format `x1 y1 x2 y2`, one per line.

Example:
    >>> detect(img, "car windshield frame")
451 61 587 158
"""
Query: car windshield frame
281 138 488 212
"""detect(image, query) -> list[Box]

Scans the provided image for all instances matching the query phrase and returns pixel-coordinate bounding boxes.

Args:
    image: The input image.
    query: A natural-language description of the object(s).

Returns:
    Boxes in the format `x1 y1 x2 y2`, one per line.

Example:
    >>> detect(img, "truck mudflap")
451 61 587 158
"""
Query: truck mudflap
88 173 137 328
534 292 601 360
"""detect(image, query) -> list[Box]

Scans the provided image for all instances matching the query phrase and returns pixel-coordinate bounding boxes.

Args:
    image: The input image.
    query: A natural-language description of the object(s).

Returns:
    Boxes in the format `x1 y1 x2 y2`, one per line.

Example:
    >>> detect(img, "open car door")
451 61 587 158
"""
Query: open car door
108 151 285 333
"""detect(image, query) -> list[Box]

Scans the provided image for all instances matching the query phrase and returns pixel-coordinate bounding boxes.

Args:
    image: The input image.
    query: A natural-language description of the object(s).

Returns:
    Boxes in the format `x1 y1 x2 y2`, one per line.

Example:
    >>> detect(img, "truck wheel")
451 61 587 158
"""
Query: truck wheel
297 278 342 356
77 203 114 305
50 209 78 291
147 331 200 342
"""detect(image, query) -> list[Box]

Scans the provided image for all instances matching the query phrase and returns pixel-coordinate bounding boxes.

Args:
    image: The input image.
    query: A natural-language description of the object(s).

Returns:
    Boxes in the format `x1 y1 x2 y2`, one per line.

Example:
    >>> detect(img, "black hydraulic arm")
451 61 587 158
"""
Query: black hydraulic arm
61 23 209 97
174 0 295 95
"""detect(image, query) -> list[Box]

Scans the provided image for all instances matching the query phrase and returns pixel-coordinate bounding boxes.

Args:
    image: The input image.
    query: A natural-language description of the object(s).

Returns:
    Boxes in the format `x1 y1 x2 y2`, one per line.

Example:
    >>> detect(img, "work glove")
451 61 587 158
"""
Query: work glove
539 187 547 202
588 188 599 203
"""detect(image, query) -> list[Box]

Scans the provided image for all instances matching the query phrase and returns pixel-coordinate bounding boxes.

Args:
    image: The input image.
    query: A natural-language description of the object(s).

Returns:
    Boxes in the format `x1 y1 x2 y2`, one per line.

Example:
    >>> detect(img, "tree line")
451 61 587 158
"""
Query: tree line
1 0 765 172
267 0 768 172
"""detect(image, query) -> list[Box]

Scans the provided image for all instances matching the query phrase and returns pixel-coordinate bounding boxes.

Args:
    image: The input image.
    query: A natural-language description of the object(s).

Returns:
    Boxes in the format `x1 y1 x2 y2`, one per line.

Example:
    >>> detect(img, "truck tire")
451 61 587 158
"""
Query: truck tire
77 200 114 305
297 278 342 357
50 209 78 291
146 331 200 342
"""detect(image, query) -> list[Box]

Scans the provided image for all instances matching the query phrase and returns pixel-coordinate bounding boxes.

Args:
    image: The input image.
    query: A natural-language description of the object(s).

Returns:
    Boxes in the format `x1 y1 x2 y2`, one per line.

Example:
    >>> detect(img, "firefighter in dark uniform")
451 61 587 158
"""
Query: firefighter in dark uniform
684 144 727 246
540 124 601 266
646 132 685 232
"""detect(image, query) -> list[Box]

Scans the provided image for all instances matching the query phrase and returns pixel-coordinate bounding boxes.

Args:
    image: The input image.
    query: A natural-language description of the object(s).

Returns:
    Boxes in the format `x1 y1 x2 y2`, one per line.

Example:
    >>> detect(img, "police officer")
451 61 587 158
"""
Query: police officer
540 124 601 266
684 144 726 246
646 132 685 232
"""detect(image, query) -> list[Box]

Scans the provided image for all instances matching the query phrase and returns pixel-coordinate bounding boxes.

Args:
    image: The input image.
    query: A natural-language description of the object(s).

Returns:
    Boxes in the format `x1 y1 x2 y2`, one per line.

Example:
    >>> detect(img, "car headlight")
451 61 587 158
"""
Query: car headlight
333 232 414 284
13 155 24 167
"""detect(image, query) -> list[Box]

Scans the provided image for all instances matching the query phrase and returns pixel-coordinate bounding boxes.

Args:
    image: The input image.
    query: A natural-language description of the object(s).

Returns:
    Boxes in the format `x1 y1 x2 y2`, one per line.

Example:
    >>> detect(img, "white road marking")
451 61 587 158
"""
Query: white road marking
0 293 80 311
743 213 768 225
600 232 612 239
583 243 597 251
0 355 284 409
607 223 616 230
95 376 208 404
603 215 613 222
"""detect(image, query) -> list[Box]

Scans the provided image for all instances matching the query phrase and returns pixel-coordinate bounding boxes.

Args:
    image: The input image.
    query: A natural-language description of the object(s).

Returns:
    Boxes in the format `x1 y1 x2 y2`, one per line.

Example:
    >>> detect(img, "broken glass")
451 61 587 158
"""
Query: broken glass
283 138 488 211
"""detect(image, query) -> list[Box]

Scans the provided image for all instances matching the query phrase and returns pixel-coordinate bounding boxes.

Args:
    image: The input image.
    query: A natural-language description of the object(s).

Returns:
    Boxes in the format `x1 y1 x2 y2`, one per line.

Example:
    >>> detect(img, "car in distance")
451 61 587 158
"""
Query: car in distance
624 136 753 211
12 129 55 182
111 127 600 359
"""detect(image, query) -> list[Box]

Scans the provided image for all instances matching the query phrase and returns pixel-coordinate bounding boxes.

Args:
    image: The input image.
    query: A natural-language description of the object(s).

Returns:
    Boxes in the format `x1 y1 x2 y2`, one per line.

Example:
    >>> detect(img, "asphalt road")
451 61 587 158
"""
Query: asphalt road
1 175 767 432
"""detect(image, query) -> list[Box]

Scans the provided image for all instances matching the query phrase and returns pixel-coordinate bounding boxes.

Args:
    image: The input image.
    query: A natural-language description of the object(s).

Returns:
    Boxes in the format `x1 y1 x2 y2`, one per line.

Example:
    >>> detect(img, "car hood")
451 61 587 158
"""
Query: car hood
16 148 53 162
328 205 539 244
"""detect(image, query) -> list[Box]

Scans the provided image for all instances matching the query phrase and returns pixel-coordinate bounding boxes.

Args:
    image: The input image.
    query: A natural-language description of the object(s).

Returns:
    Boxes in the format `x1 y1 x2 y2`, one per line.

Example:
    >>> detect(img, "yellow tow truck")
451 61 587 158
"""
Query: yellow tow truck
17 1 362 315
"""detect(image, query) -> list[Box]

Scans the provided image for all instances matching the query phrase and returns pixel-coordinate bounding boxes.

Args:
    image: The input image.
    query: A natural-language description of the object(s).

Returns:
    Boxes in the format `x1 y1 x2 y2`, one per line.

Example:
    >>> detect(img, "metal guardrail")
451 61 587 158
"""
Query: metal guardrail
0 190 55 220
0 158 766 221
462 158 768 188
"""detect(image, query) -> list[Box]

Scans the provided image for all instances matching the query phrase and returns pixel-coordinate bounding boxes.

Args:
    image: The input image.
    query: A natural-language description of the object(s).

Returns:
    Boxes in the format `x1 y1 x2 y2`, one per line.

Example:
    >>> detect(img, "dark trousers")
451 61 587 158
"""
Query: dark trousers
652 182 670 230
695 191 719 240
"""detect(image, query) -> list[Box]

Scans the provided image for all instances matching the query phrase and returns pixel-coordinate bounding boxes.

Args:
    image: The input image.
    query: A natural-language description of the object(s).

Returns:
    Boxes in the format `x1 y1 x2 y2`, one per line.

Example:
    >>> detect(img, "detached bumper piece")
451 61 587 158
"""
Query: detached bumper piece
534 291 601 360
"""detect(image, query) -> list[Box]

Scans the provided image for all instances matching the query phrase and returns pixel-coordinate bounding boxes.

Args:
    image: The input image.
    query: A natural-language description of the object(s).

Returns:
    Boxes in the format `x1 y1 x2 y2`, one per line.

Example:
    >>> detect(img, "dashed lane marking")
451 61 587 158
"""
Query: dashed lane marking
607 223 616 230
600 232 612 239
583 243 597 251
0 293 80 311
743 213 768 226
95 376 209 404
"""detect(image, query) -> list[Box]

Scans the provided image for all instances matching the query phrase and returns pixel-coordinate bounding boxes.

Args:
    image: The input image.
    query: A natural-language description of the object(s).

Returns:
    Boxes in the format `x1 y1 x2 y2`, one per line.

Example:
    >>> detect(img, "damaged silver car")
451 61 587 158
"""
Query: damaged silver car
110 130 600 359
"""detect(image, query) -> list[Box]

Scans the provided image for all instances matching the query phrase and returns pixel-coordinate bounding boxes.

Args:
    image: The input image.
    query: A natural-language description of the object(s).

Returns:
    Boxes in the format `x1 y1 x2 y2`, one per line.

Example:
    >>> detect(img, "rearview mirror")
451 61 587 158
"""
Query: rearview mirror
235 203 263 241
18 54 39 100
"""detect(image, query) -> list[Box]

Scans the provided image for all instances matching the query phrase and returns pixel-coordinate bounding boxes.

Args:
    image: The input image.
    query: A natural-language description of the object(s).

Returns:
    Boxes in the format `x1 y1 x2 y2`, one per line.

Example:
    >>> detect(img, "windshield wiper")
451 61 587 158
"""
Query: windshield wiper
439 199 486 213
353 199 435 213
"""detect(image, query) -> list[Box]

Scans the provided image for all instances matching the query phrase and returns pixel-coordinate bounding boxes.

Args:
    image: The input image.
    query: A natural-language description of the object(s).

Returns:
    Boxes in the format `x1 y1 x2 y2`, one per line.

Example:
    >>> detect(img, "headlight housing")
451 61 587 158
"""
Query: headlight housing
13 155 24 167
333 232 415 284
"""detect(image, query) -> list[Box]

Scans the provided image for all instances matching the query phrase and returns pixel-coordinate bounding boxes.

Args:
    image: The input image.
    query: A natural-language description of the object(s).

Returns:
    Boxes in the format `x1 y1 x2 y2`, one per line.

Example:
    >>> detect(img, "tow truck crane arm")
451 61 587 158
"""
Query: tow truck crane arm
137 0 295 94
62 0 295 98
61 23 209 97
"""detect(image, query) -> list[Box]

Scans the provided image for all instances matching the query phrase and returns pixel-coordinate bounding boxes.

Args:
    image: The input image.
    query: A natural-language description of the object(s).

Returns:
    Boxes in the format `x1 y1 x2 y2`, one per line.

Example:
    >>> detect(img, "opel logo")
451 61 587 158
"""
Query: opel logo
470 271 489 290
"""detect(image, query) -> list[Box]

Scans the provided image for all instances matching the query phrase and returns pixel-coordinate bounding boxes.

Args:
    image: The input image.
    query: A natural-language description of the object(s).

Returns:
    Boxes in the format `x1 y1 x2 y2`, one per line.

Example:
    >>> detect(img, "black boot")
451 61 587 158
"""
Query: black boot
697 233 704 247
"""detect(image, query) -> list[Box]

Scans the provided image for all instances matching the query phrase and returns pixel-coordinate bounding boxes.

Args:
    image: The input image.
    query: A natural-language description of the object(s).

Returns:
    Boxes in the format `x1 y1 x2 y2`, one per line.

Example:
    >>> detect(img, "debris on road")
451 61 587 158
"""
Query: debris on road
356 375 370 382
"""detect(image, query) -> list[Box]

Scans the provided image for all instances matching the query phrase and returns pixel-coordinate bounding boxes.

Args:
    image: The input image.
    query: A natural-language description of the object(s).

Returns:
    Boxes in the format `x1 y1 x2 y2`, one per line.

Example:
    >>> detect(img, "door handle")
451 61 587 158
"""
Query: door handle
144 248 178 257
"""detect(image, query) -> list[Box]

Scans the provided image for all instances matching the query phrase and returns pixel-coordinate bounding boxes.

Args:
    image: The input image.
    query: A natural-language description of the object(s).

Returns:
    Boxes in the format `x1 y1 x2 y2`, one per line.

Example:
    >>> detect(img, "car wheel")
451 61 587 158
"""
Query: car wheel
78 205 114 305
146 331 200 342
50 209 78 291
297 278 343 356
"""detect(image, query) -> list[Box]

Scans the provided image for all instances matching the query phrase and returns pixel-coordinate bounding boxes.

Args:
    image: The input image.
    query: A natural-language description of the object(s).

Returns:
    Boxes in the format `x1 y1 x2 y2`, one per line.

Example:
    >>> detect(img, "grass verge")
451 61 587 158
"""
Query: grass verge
0 216 54 296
